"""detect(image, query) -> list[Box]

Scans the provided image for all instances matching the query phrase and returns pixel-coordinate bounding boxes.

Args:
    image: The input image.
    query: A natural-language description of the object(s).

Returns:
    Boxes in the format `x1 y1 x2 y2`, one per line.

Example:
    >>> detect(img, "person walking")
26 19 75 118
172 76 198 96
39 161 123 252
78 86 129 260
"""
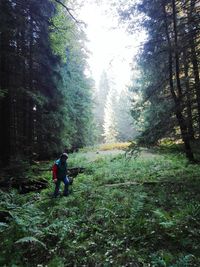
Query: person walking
52 153 70 197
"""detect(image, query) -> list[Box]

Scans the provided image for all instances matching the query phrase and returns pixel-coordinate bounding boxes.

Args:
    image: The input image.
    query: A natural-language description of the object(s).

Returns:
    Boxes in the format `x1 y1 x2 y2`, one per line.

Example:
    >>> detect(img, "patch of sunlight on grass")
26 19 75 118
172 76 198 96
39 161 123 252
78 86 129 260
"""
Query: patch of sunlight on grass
98 142 131 151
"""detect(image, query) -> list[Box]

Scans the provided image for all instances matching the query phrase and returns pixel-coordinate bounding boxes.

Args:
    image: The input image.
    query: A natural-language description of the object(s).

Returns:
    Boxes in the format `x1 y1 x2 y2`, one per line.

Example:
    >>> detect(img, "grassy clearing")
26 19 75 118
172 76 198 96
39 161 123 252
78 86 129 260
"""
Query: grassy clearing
80 142 131 153
98 142 131 151
0 149 200 266
155 139 200 161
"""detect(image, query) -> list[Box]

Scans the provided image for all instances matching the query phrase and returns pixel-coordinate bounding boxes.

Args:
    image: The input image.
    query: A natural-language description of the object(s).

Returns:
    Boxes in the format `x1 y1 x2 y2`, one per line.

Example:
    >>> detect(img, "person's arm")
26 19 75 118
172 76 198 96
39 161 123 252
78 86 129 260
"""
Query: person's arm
52 164 58 182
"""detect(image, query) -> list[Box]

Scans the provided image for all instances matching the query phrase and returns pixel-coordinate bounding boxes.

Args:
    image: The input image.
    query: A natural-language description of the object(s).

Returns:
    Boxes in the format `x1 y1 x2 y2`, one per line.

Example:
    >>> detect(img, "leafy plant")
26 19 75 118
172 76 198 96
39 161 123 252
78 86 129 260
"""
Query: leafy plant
0 148 200 266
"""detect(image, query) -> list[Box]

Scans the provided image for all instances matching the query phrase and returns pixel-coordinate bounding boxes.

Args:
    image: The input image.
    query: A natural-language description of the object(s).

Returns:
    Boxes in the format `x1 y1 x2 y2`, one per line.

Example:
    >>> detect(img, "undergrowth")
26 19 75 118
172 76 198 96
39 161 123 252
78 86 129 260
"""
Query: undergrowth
0 149 200 266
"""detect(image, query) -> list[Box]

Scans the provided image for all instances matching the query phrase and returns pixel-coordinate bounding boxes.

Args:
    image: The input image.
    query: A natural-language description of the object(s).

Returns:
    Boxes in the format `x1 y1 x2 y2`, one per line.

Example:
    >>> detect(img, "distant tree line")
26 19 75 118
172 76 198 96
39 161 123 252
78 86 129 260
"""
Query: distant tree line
94 71 137 144
119 0 200 160
0 0 94 166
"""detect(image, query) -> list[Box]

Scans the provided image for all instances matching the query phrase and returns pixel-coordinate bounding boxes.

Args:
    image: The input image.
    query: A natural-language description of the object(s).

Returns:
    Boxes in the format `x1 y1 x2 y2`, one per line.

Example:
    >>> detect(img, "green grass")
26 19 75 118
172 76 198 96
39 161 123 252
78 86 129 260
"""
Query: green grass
156 139 200 161
0 149 200 266
98 142 131 151
79 142 131 153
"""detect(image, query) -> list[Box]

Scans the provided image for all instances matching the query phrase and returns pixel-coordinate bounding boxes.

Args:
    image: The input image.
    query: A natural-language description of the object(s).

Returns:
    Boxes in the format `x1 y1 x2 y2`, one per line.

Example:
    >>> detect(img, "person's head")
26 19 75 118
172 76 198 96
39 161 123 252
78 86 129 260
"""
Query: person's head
60 152 68 163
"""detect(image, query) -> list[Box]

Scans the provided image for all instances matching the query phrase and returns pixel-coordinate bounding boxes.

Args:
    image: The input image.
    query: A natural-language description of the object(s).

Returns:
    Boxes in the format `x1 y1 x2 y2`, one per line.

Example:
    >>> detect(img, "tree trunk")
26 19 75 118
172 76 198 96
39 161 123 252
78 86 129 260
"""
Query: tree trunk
183 50 195 140
0 26 11 165
189 0 200 137
172 0 194 161
190 38 200 136
162 0 194 161
27 11 34 158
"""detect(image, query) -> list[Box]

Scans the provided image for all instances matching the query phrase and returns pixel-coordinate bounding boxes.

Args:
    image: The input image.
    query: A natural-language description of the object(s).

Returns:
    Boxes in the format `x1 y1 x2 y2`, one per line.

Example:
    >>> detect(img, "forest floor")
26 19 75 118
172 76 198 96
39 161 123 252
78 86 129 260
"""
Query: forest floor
79 148 159 162
0 144 200 266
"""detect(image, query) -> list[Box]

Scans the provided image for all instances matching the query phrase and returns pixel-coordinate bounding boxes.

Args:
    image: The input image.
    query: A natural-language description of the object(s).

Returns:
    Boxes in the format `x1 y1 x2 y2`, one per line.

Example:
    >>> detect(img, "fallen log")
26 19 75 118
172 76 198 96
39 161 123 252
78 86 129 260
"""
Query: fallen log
0 177 49 194
68 167 85 177
105 180 184 187
34 167 85 178
18 179 49 194
33 167 51 172
0 166 85 194
105 182 140 187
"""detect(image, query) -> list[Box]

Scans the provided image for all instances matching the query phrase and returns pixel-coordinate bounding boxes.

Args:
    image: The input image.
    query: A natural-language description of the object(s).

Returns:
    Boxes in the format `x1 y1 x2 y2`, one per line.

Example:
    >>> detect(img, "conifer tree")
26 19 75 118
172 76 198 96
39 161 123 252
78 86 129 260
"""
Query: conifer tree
94 71 110 143
0 0 94 164
103 89 119 143
118 0 200 160
116 89 137 141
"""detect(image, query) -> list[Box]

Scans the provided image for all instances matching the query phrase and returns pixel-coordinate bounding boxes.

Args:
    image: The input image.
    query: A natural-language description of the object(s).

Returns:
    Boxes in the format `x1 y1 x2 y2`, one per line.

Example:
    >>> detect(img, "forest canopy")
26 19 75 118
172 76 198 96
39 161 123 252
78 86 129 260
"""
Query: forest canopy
0 0 200 164
0 0 94 165
118 0 200 161
0 1 200 266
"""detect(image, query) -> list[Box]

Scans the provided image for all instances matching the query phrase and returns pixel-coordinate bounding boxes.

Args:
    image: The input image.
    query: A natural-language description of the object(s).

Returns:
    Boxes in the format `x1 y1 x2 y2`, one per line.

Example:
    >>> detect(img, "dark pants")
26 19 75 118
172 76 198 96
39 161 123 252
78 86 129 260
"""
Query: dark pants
54 176 69 197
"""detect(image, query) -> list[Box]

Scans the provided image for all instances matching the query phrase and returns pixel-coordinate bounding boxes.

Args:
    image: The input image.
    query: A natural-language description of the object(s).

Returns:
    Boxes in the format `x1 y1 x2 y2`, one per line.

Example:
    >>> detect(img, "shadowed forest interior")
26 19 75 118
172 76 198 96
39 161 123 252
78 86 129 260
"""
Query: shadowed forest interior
0 0 200 266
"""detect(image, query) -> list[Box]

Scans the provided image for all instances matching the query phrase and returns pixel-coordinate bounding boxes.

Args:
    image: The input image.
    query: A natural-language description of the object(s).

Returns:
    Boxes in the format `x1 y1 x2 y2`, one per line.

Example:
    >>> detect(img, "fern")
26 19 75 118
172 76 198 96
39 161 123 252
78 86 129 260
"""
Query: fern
1 150 200 266
15 236 47 249
125 142 141 159
153 209 174 229
172 254 196 267
0 222 8 232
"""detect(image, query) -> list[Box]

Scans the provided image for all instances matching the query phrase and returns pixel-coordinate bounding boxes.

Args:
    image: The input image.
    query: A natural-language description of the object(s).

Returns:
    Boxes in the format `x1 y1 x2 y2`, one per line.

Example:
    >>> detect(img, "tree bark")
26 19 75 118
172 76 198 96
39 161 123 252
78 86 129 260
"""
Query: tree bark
183 50 195 140
0 19 11 165
28 12 34 155
162 0 194 161
189 0 200 137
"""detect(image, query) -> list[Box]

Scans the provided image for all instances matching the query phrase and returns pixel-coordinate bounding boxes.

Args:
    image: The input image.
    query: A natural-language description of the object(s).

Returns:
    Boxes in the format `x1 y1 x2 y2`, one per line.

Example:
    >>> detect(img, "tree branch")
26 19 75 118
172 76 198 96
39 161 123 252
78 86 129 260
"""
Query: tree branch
54 0 84 25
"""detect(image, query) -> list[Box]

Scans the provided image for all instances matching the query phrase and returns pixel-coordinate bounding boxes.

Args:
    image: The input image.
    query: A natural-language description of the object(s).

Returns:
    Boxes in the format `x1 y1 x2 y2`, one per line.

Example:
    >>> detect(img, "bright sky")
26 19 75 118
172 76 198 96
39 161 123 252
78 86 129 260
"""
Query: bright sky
79 1 146 92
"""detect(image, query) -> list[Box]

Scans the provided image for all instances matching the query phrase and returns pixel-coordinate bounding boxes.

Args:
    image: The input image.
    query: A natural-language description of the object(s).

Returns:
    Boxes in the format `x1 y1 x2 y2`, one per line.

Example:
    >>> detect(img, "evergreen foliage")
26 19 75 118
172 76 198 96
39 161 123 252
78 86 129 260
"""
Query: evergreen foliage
94 72 137 144
0 0 94 165
118 0 200 160
0 148 200 266
116 89 138 141
1 1 200 265
93 71 111 143
103 88 119 143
